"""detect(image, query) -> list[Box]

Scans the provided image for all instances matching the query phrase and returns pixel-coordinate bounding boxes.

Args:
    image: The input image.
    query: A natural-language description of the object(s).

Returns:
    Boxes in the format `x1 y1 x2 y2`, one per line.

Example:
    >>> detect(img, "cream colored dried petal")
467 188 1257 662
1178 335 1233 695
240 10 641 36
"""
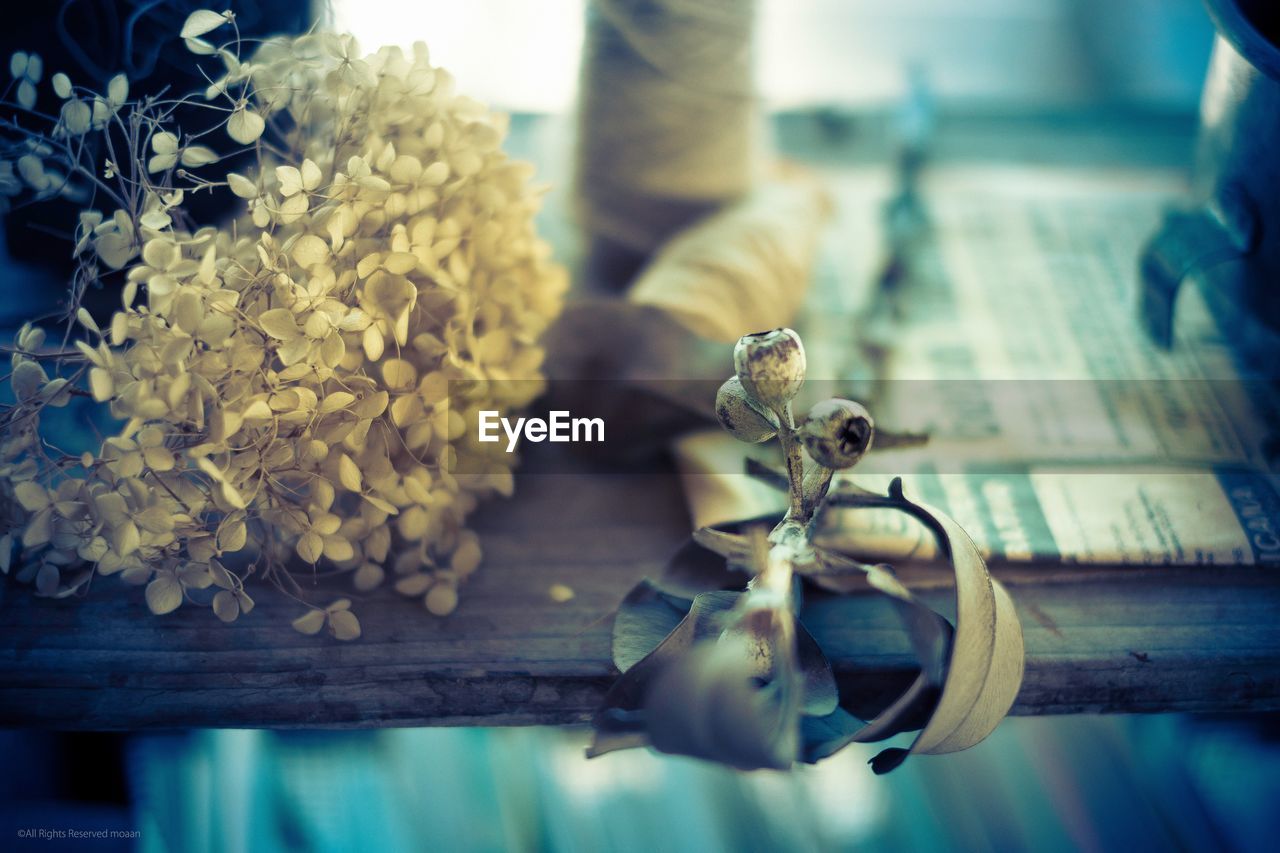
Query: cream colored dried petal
292 234 329 267
328 609 361 640
425 583 458 616
395 573 433 597
217 517 248 553
353 563 384 592
297 531 323 563
320 330 346 367
227 106 266 145
89 368 114 402
227 172 258 199
450 533 482 576
292 609 326 635
14 481 50 512
362 325 385 361
276 165 304 197
362 493 398 515
300 159 322 191
337 454 362 492
323 535 355 562
421 161 449 186
145 572 184 615
212 589 239 622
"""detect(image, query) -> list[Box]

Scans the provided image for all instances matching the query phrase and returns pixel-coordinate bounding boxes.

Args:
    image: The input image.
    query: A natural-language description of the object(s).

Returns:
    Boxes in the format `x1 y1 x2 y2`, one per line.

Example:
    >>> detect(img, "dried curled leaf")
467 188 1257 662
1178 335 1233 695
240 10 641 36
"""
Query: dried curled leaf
590 577 838 769
810 478 1025 770
594 476 1023 774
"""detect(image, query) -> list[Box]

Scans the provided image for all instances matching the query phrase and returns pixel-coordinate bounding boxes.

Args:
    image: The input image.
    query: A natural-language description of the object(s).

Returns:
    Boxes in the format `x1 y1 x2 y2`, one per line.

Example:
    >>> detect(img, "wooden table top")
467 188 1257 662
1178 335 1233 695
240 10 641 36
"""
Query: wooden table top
2 444 1277 730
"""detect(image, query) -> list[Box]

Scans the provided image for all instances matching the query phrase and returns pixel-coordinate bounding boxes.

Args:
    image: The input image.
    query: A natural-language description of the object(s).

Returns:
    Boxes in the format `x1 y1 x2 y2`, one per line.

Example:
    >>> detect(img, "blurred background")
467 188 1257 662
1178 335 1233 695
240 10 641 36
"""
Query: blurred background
0 0 1219 327
2 1 1279 851
2 716 1279 851
332 0 1212 113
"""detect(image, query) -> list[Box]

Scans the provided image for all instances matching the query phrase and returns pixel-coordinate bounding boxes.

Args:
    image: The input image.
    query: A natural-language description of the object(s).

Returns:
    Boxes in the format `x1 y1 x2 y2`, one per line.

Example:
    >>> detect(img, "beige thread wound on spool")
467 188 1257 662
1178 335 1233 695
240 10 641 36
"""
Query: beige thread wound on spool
628 175 833 343
575 0 761 255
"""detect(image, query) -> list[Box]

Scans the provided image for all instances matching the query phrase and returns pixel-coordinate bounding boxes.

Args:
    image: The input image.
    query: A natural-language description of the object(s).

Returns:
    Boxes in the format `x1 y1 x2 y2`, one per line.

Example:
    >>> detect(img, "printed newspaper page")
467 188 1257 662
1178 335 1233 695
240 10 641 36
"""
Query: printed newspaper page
677 165 1280 572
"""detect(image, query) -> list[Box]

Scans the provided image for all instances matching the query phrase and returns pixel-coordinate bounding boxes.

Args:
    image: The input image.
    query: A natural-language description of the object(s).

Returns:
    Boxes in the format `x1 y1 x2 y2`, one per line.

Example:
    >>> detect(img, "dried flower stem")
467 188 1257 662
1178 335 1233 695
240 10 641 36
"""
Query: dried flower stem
774 413 809 525
800 464 834 519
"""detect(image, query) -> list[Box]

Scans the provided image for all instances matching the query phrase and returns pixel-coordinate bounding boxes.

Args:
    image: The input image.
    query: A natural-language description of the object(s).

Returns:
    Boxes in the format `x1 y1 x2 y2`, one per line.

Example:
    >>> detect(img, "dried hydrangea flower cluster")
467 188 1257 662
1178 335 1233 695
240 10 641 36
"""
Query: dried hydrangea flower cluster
0 12 566 636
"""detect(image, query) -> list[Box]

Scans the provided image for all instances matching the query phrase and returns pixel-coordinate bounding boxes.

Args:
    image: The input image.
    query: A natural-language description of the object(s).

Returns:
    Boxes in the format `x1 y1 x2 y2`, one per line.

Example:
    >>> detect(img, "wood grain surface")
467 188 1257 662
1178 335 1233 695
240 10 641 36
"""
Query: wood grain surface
2 446 1277 730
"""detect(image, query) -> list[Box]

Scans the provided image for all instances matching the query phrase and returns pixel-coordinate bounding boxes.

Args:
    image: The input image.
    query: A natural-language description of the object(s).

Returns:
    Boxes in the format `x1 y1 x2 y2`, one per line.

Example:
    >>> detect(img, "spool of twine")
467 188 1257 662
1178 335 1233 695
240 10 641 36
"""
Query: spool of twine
628 172 832 343
575 0 760 258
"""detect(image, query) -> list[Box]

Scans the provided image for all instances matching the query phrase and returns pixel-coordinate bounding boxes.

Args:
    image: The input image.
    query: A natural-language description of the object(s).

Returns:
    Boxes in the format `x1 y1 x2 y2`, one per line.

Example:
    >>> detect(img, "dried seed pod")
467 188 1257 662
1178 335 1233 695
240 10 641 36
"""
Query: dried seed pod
716 376 778 443
798 398 874 469
733 328 805 412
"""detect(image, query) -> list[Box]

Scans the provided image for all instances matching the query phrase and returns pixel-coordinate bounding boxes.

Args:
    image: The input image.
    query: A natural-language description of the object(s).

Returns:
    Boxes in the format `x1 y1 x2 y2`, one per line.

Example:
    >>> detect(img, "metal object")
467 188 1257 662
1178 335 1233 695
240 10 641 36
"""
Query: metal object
1139 0 1280 346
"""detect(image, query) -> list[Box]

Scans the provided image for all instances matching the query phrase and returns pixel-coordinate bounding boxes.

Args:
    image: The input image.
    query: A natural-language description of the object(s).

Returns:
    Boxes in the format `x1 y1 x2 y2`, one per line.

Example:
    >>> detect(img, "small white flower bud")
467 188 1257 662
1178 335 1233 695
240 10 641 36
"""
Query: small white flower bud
715 376 778 443
798 398 874 469
733 328 806 411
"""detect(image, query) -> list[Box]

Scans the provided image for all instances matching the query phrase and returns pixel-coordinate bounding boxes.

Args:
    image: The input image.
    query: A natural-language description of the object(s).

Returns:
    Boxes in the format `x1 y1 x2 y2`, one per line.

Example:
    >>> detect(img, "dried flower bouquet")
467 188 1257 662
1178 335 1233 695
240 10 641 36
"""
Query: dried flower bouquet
0 11 566 637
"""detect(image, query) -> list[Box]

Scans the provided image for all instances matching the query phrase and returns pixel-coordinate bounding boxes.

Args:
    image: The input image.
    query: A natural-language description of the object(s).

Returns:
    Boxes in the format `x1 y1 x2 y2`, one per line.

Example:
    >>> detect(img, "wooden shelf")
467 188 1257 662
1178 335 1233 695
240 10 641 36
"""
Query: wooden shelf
2 450 1276 730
